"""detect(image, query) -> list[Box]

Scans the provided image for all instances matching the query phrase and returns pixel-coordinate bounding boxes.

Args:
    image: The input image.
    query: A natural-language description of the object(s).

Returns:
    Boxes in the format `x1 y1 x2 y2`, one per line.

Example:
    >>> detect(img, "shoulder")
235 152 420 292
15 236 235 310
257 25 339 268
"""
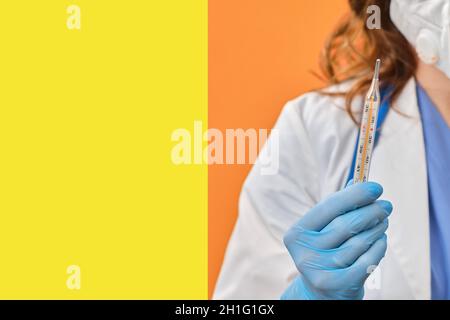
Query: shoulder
276 81 359 146
284 81 356 125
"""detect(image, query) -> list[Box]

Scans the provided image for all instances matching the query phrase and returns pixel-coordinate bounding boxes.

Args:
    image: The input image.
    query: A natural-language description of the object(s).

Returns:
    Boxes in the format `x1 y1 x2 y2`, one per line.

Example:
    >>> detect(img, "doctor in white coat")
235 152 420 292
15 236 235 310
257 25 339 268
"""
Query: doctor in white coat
214 0 450 300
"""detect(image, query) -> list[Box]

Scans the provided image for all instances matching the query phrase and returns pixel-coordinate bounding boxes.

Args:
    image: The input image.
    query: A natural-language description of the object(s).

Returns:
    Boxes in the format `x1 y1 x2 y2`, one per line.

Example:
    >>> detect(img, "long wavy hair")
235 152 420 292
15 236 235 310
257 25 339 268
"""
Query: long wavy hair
319 0 418 123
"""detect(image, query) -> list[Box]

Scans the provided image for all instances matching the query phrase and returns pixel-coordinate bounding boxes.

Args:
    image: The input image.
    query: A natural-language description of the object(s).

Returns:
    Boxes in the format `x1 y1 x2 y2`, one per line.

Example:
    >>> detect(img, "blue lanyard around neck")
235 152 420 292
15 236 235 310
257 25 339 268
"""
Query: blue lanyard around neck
346 87 392 184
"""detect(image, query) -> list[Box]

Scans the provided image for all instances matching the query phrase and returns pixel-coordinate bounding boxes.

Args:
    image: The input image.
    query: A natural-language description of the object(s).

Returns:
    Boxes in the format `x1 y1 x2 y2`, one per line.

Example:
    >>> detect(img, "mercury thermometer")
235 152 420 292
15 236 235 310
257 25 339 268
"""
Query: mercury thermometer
353 59 381 183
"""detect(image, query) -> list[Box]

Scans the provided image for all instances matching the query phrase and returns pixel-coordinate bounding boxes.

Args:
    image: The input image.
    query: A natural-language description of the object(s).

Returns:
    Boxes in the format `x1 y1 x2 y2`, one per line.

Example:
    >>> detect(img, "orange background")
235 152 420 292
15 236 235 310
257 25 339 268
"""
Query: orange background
208 0 348 297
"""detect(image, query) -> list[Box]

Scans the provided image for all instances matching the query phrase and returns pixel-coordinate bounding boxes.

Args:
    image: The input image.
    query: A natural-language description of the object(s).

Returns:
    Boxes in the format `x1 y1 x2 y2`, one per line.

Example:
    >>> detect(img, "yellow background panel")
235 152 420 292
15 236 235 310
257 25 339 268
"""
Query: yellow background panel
0 1 207 299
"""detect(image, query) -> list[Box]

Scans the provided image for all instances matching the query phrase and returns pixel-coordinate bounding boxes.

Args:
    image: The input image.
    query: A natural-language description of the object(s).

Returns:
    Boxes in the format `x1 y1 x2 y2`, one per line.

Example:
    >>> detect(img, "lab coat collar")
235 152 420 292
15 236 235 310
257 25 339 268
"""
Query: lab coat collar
370 78 431 299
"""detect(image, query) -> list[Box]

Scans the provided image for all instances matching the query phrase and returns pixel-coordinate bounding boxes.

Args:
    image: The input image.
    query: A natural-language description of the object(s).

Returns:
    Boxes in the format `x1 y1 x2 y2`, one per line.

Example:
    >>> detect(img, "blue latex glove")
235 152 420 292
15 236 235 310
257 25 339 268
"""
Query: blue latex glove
281 182 392 300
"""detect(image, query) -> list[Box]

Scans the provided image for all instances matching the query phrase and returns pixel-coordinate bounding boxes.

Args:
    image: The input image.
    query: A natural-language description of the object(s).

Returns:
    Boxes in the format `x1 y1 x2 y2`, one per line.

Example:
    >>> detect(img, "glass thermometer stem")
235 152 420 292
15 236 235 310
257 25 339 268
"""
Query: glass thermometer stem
353 59 381 183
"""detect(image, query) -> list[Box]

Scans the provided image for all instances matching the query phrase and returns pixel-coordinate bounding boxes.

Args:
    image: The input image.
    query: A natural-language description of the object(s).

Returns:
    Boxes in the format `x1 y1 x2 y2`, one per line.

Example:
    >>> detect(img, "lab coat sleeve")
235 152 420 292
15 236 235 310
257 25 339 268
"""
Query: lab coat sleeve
213 97 322 300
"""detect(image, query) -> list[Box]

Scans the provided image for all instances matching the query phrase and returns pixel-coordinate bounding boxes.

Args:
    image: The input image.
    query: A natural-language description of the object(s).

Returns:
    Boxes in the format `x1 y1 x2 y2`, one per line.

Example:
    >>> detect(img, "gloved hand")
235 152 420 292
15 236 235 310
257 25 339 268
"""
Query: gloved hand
281 182 392 300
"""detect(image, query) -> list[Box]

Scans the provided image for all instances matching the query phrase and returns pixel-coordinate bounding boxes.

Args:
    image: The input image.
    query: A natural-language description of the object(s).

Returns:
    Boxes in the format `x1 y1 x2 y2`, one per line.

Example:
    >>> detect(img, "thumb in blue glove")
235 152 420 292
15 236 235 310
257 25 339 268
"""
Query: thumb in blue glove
281 182 392 300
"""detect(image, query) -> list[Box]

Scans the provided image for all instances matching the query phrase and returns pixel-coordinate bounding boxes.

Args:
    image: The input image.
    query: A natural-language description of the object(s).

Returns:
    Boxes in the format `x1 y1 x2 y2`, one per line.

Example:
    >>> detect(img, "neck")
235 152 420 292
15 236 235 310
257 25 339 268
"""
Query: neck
415 61 450 126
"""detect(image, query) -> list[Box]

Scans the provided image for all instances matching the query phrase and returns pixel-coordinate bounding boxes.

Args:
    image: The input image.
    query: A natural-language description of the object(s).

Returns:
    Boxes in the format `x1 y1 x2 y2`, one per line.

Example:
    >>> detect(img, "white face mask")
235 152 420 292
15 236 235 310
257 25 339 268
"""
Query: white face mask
390 0 450 78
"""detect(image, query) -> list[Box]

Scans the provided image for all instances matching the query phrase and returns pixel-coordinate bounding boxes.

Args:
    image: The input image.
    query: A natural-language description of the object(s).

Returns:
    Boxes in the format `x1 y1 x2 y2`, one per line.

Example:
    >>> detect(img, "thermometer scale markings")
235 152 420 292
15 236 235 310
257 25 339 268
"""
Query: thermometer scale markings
358 96 374 182
353 59 381 183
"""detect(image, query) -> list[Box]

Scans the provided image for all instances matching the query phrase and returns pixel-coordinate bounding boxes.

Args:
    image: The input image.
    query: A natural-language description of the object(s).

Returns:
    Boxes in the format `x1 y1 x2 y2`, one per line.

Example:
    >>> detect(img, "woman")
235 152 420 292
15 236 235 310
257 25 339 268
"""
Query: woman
214 0 450 300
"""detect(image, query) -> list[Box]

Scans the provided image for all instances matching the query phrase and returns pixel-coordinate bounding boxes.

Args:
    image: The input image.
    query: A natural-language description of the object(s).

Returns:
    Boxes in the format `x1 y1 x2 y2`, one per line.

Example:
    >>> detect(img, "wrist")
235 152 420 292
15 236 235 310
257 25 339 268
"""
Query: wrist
281 275 322 300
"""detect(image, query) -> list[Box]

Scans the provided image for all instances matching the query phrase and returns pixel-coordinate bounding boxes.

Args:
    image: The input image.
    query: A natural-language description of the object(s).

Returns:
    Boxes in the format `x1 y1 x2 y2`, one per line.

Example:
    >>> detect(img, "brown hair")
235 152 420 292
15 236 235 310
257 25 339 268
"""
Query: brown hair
318 0 417 124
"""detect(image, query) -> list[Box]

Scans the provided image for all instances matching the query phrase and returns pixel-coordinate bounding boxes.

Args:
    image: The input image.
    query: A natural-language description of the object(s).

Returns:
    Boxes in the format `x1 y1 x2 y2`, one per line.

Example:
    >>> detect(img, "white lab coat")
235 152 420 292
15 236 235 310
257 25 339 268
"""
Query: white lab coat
213 78 431 300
